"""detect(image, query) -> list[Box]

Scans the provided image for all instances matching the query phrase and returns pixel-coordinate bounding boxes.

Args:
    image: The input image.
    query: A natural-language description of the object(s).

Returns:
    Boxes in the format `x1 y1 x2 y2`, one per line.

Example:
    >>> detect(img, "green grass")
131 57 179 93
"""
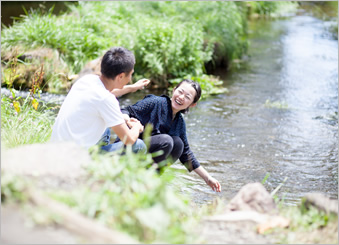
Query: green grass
1 1 247 91
1 1 299 94
1 93 55 149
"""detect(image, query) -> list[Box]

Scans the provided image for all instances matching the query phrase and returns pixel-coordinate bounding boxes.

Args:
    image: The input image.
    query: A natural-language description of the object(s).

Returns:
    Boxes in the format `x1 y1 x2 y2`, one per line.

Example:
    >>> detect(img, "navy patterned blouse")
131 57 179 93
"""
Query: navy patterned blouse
121 94 200 172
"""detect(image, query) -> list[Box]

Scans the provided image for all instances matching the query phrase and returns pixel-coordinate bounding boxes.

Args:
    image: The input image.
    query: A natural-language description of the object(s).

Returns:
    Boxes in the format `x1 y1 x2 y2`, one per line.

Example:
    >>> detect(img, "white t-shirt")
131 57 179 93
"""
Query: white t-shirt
50 74 125 149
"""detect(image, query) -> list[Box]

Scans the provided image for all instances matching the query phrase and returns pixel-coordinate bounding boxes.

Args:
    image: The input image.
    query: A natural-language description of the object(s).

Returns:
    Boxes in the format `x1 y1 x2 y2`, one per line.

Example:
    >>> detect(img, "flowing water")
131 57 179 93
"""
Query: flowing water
143 12 337 205
2 10 337 206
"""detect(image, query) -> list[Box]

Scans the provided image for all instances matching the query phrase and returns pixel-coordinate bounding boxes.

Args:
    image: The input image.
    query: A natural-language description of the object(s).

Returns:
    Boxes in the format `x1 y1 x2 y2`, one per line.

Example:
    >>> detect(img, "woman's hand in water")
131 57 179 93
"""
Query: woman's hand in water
207 176 222 192
193 166 221 192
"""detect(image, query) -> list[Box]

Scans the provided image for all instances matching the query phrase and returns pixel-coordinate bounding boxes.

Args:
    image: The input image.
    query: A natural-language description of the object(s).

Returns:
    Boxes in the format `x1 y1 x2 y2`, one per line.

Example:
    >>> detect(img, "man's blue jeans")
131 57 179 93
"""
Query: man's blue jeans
98 128 147 153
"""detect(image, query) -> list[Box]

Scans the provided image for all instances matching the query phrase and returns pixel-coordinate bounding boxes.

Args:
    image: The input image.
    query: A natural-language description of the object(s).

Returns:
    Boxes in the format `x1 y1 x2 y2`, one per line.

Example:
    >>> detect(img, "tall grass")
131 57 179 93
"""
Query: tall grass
1 9 108 73
1 1 248 90
1 94 55 149
1 1 299 92
1 61 55 149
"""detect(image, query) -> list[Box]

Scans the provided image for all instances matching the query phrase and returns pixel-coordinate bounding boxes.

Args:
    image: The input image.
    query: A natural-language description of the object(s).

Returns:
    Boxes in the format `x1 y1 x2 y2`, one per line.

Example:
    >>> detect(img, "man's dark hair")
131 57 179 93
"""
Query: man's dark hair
101 47 135 79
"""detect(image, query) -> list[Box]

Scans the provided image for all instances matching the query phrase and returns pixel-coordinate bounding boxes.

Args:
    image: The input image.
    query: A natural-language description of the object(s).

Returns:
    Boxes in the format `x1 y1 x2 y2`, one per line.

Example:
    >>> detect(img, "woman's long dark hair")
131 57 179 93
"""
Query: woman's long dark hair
174 79 202 114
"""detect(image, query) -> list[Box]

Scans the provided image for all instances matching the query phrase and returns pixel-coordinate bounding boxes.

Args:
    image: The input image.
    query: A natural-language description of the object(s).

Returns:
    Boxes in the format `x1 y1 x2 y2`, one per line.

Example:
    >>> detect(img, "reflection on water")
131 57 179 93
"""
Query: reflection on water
168 14 338 205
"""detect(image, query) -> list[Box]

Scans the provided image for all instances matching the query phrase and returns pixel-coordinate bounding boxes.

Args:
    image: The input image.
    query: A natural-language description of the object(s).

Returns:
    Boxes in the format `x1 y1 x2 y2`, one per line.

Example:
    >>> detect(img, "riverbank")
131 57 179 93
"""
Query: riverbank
2 193 337 244
2 142 338 244
1 1 300 93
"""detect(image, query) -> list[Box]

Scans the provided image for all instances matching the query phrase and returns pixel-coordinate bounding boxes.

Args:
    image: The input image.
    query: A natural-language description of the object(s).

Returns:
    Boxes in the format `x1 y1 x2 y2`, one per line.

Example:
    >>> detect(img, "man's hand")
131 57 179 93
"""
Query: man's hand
132 78 150 92
124 116 144 133
122 114 130 123
111 79 151 97
127 118 144 133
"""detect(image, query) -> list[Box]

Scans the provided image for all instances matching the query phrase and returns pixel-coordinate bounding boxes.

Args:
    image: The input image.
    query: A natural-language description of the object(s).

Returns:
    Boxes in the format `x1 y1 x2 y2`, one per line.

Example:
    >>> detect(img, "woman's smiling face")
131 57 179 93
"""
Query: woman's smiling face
171 82 197 114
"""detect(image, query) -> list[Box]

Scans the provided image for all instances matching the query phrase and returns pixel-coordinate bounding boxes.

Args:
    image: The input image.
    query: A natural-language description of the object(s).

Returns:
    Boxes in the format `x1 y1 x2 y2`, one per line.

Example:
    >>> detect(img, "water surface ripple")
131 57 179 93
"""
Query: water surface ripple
180 14 338 205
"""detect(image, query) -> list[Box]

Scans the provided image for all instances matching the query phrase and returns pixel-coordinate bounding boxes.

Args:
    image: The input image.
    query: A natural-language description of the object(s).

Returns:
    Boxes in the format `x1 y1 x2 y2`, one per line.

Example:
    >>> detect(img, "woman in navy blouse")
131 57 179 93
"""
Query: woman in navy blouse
121 79 221 192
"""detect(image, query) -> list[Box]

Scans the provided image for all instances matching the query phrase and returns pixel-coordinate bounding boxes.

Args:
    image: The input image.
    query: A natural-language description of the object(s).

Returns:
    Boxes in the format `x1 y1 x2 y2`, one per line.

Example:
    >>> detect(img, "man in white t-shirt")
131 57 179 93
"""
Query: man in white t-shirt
51 47 149 153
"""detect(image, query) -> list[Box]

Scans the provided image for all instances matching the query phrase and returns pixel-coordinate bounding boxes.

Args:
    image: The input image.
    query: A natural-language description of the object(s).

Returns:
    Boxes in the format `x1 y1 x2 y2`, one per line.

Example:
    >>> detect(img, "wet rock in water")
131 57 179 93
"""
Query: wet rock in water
225 182 277 214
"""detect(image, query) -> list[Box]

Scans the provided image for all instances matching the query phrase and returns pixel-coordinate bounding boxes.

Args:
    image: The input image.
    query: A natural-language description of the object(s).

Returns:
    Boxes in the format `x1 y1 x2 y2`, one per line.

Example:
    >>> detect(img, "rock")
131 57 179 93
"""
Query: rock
303 193 338 215
1 142 93 189
18 48 59 62
1 204 81 244
204 210 290 235
226 182 277 214
256 215 290 234
72 57 102 82
2 47 71 92
200 183 289 243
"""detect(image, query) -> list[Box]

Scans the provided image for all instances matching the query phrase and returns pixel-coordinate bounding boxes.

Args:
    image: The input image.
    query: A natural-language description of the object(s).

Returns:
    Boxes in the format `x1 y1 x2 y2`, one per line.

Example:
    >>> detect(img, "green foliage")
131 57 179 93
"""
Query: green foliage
261 172 270 185
247 1 298 17
49 148 197 243
1 57 55 148
143 1 248 65
1 94 55 148
1 1 299 93
133 18 209 87
181 1 248 62
282 201 337 232
1 1 249 93
247 1 280 16
1 172 29 203
1 9 107 73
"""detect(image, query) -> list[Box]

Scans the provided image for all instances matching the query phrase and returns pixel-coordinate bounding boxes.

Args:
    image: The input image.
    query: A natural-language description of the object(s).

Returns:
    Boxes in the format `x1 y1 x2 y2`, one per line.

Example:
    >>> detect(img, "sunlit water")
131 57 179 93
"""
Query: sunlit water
121 13 338 206
179 13 338 205
2 12 337 206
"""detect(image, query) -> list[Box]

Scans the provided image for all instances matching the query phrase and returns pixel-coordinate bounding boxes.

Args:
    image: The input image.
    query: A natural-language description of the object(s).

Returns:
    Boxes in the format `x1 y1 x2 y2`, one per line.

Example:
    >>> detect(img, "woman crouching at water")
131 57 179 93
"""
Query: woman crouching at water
121 79 221 192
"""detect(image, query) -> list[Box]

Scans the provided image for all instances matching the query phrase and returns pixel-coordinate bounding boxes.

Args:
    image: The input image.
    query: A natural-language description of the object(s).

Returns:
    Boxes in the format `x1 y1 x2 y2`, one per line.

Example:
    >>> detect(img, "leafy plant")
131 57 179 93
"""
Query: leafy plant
1 172 29 203
1 62 55 148
49 147 197 243
280 199 338 234
134 18 210 87
1 1 249 94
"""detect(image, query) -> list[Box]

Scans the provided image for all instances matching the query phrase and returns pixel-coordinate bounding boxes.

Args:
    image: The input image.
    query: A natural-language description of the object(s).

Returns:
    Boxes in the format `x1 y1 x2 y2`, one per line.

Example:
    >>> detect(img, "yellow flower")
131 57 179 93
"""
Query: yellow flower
32 99 39 110
13 101 20 113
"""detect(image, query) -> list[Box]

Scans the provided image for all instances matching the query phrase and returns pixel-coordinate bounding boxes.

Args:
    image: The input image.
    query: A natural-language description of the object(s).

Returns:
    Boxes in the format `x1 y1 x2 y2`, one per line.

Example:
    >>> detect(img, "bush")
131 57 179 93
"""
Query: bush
1 1 247 93
133 18 211 87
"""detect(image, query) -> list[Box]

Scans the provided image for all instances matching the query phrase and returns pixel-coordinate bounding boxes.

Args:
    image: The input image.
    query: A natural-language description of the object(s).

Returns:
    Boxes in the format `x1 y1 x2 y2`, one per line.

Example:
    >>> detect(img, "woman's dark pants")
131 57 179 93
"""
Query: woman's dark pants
148 134 184 165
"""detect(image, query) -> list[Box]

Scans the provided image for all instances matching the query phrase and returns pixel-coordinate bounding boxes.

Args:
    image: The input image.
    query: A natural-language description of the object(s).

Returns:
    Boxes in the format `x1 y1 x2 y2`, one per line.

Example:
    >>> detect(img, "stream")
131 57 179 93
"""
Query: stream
153 11 338 205
2 9 337 206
